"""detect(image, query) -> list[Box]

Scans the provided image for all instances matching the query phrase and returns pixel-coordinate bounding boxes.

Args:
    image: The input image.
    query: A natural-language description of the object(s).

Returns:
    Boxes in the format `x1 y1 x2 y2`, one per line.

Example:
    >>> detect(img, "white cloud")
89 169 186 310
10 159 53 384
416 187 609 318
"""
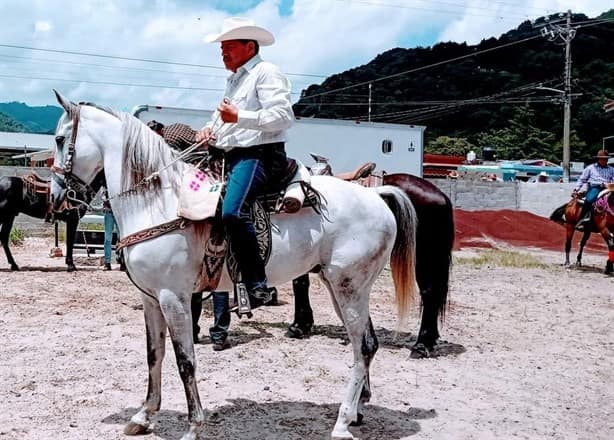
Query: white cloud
437 0 612 44
0 0 611 112
34 21 52 33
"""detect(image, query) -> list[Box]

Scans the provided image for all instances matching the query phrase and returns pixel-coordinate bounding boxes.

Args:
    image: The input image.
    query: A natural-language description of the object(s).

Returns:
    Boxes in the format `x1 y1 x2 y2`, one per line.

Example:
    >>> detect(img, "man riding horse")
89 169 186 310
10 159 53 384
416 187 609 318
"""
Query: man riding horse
195 17 294 311
573 149 614 230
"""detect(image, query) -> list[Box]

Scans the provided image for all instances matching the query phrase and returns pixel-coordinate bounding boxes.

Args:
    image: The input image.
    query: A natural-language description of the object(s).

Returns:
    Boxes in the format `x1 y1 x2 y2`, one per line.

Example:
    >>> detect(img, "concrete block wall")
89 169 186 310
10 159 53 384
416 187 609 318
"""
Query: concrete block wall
430 179 576 218
0 166 52 178
518 182 575 217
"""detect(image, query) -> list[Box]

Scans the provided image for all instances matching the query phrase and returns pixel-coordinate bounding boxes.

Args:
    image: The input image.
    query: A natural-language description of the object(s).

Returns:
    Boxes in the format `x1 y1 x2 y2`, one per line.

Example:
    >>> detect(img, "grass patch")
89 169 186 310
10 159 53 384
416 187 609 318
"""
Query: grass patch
9 227 25 246
454 249 547 269
78 222 104 231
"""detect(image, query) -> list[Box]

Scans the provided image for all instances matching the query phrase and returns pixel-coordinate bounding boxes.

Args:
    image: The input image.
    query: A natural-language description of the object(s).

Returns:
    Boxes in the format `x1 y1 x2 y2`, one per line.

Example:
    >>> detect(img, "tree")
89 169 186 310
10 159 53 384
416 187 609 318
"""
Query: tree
426 136 476 156
476 107 558 160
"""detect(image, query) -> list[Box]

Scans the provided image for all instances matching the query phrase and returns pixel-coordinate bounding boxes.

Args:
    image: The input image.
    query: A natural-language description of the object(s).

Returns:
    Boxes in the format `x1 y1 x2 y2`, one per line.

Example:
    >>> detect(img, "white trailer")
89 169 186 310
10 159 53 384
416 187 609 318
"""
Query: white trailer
132 105 424 176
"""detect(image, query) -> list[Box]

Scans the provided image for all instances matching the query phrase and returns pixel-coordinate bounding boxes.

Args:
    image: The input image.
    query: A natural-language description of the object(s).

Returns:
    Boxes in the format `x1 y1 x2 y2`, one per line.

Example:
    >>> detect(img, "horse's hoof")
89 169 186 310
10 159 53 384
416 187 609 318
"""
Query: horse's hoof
349 413 364 426
286 323 312 339
67 265 77 272
124 421 150 436
331 430 356 440
10 265 19 271
410 342 431 359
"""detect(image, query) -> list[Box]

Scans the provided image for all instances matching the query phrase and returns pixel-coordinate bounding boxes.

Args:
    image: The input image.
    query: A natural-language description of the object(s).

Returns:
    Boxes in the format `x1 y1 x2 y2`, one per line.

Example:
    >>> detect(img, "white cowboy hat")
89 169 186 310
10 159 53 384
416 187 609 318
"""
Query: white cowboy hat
204 17 275 46
539 171 548 177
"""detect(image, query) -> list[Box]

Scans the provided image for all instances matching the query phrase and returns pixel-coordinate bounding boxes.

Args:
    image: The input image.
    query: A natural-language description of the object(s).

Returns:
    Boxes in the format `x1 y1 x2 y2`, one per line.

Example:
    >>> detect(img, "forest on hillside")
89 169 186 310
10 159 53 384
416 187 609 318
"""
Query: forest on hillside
293 10 614 162
0 102 62 134
0 112 28 132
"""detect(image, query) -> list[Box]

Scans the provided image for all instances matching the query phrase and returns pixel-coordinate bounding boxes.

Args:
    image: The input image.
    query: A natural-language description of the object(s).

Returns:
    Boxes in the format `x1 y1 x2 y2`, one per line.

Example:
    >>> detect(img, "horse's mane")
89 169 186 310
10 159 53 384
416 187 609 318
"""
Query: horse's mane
119 112 184 196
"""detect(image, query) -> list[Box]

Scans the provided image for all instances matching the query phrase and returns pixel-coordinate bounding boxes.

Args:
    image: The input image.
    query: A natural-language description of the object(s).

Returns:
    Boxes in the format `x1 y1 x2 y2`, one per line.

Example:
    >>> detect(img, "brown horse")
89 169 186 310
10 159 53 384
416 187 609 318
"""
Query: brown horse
550 192 614 274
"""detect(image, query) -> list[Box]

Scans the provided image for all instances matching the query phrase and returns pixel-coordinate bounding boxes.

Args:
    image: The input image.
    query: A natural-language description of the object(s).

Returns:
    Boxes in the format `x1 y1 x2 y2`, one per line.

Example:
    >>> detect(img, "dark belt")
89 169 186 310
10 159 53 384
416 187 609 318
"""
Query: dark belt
222 142 286 163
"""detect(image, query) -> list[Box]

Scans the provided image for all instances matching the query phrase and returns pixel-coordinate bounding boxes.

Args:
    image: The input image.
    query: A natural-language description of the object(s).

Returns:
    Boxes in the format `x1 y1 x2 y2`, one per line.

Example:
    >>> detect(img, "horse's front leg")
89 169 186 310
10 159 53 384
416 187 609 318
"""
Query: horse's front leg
159 288 205 440
64 215 78 272
576 230 591 266
1 217 20 270
287 274 314 338
600 230 614 275
125 294 167 436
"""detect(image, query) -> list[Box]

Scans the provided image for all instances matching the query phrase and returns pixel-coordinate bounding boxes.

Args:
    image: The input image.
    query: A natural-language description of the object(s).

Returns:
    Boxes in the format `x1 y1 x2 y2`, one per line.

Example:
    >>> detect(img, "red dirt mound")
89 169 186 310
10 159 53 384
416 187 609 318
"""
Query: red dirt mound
454 209 607 254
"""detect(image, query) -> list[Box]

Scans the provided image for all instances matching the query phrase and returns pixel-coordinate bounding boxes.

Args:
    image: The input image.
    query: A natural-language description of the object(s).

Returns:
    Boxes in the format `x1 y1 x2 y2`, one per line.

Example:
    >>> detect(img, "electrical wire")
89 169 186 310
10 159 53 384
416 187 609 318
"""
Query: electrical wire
334 0 551 21
0 43 328 79
299 34 542 101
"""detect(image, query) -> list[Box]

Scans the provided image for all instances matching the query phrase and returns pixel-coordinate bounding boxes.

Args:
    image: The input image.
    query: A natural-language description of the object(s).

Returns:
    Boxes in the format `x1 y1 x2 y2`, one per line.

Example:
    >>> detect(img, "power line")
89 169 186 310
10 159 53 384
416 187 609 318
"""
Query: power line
0 43 327 79
0 73 224 91
0 53 228 79
300 34 542 101
334 0 546 20
339 78 562 122
0 53 317 89
0 73 306 95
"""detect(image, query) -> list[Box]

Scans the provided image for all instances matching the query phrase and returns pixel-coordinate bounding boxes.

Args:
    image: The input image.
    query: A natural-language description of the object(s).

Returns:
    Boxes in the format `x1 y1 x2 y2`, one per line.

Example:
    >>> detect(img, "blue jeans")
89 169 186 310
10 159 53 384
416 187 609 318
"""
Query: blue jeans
579 185 603 221
585 185 601 204
103 211 116 264
191 292 230 343
209 291 230 343
222 156 268 289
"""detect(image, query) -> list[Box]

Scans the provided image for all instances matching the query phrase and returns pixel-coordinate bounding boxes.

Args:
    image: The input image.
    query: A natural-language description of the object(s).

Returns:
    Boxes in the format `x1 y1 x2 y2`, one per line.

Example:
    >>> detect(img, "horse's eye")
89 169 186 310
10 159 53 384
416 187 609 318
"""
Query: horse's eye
55 136 65 147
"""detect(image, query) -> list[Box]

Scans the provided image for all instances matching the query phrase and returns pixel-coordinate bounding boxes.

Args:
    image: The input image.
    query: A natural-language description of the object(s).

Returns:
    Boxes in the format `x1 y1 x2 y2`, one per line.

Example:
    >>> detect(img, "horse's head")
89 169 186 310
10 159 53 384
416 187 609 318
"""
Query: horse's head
51 91 106 213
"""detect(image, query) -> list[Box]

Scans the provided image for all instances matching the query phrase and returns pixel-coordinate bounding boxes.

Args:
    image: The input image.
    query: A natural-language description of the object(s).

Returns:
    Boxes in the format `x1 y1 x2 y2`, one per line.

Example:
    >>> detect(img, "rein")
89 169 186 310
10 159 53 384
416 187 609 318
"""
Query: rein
53 104 220 252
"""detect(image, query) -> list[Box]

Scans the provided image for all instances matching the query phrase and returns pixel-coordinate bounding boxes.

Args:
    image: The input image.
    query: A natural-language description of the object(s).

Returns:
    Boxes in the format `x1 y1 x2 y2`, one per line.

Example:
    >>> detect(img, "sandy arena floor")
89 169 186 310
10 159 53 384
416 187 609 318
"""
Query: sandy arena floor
1 210 613 440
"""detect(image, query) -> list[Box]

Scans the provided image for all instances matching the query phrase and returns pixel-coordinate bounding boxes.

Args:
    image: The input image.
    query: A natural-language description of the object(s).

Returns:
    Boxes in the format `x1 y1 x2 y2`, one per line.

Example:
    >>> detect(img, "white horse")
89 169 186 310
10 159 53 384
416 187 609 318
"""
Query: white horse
50 91 418 440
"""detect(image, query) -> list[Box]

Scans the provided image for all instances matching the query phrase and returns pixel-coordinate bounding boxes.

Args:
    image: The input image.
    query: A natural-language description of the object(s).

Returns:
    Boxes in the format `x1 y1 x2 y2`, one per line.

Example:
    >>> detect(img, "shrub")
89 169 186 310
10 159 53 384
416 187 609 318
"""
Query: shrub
9 227 25 246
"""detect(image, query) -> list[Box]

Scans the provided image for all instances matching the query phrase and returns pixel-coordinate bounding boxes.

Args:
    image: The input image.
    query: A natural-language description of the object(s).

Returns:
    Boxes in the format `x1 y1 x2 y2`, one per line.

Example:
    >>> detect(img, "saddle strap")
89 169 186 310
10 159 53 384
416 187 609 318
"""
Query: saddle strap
115 218 191 253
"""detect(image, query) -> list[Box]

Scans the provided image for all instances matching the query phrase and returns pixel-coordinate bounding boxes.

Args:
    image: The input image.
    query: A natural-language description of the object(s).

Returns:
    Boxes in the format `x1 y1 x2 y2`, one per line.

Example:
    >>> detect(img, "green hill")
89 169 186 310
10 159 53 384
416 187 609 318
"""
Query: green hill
0 111 28 132
0 102 63 134
293 10 614 162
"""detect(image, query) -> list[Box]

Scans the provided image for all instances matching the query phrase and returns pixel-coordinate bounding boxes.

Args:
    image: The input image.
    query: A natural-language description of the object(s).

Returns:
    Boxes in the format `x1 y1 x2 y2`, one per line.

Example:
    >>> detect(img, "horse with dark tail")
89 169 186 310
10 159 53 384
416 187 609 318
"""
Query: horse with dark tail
288 173 454 358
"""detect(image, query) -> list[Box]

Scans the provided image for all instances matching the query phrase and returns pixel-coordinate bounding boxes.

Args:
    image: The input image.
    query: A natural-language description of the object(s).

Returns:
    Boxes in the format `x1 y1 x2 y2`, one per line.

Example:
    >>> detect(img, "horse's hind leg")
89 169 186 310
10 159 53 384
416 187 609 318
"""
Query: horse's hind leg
351 317 378 427
0 216 19 270
125 295 167 436
321 272 378 440
564 224 574 266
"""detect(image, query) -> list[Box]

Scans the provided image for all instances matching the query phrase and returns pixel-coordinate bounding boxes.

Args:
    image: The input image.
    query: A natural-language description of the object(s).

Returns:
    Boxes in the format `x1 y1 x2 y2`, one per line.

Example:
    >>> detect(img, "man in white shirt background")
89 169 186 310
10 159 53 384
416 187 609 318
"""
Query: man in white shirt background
196 17 294 310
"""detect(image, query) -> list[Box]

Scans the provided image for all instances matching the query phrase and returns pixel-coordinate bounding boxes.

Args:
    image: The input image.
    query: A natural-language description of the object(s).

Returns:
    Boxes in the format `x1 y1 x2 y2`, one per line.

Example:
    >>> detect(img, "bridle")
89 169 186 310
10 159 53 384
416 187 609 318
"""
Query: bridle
51 105 102 212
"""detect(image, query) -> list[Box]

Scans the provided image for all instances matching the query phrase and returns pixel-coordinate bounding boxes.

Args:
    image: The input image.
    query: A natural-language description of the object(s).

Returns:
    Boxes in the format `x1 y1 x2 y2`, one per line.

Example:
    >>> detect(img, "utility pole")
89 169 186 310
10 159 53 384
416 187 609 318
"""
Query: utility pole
562 10 574 182
537 10 577 182
368 82 372 122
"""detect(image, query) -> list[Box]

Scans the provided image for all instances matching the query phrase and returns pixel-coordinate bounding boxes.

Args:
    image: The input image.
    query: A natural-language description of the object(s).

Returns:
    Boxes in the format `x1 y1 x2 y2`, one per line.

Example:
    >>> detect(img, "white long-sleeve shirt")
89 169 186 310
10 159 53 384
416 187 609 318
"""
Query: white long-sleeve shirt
206 54 294 151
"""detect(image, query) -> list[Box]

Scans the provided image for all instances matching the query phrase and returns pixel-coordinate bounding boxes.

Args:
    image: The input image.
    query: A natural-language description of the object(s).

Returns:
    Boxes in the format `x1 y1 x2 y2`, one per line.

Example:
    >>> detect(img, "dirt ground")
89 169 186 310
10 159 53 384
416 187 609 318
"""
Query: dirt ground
1 210 613 440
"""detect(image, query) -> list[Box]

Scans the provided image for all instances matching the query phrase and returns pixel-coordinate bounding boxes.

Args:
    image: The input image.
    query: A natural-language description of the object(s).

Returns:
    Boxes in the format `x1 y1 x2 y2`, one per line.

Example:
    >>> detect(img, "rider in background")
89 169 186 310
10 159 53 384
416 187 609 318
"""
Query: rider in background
196 17 294 310
573 149 614 230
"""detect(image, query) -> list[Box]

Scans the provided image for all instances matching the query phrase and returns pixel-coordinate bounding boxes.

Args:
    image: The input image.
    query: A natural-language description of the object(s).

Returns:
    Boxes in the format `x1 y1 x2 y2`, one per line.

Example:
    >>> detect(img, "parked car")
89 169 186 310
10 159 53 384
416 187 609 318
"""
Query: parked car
74 214 117 254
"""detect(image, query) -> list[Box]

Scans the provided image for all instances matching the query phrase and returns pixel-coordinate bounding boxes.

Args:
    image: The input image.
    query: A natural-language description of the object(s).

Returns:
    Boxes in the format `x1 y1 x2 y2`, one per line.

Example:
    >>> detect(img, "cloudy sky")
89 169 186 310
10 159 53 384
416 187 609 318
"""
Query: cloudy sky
0 0 611 111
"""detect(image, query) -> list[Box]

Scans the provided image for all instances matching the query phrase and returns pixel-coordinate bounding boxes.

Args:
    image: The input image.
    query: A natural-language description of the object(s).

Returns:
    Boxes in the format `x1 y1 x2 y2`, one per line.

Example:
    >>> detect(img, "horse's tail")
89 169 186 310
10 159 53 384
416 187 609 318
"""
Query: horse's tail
376 185 419 326
550 202 569 224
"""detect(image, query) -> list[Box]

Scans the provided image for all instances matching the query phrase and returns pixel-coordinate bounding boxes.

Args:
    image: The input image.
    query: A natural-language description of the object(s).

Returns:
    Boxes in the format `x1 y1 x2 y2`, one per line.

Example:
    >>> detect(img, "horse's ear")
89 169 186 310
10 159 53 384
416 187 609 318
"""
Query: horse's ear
53 90 76 114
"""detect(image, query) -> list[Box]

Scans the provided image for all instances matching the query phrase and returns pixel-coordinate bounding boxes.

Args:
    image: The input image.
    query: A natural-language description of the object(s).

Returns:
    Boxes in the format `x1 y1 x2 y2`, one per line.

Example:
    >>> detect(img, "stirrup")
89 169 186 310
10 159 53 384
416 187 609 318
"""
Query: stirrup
230 282 253 319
